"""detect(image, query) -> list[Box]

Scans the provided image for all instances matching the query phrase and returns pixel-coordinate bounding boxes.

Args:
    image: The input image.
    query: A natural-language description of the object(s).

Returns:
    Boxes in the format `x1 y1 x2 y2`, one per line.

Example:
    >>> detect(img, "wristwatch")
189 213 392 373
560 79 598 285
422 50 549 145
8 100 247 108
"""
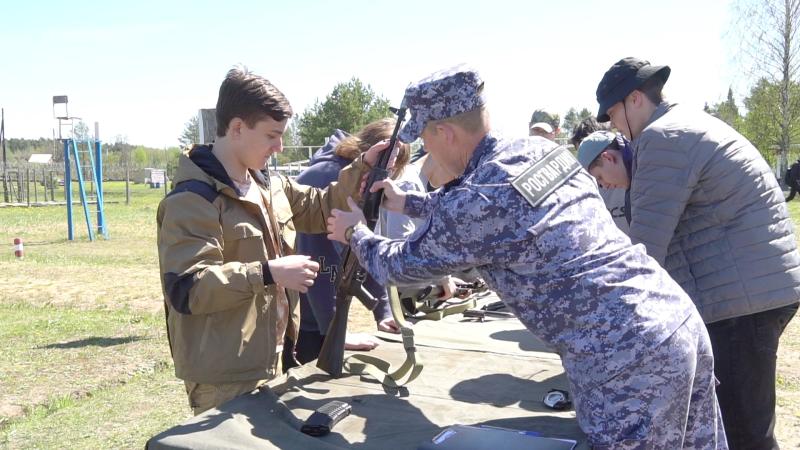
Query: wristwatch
344 222 363 242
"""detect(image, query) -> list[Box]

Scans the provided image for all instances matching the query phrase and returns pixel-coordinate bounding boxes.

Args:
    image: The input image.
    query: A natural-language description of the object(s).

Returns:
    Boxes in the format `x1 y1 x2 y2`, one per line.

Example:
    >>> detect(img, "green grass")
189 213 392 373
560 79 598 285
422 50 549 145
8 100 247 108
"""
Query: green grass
0 302 171 423
1 363 187 449
0 183 799 448
0 182 191 449
0 182 162 267
0 182 166 313
778 373 800 391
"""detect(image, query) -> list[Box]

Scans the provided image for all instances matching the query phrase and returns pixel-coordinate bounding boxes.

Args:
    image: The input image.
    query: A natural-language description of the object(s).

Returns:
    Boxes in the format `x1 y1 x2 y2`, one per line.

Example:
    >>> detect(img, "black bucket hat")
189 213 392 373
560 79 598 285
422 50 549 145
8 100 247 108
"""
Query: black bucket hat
595 57 670 122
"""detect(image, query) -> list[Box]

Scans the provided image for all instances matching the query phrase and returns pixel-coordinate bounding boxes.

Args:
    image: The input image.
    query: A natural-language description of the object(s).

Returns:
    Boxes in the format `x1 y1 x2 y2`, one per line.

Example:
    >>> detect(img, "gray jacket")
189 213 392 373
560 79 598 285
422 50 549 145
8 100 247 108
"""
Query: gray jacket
630 102 800 323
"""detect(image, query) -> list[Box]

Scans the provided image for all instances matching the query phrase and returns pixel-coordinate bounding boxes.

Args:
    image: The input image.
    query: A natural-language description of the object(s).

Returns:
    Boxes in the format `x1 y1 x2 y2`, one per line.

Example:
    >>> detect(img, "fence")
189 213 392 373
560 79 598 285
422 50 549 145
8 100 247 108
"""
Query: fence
0 160 165 206
1 162 64 205
7 137 800 207
270 145 316 177
0 145 326 206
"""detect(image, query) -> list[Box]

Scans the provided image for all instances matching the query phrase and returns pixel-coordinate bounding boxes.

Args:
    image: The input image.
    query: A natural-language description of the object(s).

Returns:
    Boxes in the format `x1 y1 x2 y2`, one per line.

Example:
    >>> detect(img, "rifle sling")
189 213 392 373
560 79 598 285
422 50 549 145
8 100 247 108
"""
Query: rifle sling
342 286 423 388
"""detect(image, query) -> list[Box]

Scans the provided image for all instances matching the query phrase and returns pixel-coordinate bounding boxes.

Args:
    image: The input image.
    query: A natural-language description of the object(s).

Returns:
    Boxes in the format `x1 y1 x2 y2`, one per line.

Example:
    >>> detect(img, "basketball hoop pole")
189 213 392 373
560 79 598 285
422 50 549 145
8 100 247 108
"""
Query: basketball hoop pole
2 108 8 203
94 122 107 238
53 95 74 239
63 138 74 240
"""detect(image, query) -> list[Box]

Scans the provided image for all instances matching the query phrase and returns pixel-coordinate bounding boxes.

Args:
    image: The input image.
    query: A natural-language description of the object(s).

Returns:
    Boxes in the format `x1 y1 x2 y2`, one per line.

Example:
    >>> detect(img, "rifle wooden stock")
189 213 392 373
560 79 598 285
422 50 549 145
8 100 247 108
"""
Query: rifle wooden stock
316 103 407 377
315 292 351 377
317 247 378 377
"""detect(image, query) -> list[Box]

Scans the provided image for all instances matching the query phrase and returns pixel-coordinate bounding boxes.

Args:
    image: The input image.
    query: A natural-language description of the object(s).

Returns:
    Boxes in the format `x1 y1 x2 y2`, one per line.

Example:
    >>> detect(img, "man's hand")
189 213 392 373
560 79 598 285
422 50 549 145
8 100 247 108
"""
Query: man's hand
439 277 469 301
267 255 320 293
377 317 400 333
368 179 407 213
327 197 367 244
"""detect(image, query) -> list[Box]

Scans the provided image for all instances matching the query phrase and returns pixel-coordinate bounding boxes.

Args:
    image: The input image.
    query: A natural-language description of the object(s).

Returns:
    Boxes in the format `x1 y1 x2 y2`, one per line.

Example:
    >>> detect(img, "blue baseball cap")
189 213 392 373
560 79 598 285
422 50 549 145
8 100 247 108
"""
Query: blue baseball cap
399 64 486 143
577 131 617 169
595 57 670 122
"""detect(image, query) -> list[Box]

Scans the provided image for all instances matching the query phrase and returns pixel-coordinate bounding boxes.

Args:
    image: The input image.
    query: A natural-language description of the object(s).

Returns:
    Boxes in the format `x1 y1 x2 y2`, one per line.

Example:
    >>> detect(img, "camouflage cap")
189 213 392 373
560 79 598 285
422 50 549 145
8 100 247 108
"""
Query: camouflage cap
399 64 485 143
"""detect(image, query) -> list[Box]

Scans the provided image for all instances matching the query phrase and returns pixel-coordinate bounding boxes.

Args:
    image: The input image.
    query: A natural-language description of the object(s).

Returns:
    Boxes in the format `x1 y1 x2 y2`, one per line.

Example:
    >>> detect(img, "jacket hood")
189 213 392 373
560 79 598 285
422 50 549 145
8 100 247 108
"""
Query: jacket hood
173 144 268 196
308 129 350 167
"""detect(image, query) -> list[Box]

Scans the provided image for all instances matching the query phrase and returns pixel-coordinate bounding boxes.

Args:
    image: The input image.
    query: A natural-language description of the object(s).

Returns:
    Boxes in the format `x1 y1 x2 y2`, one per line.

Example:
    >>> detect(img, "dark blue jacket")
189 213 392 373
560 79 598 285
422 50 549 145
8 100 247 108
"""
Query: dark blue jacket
295 130 391 333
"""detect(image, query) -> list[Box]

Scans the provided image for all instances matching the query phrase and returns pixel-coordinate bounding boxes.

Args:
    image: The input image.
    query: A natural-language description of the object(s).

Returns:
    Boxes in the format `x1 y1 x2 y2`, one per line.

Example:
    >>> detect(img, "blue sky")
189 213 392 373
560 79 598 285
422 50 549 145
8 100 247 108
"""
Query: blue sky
1 0 736 148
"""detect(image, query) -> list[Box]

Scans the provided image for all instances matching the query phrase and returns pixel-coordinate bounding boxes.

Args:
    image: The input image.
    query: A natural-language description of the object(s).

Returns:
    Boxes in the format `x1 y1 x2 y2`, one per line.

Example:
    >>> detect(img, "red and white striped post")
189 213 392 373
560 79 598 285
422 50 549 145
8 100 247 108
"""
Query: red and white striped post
13 238 23 260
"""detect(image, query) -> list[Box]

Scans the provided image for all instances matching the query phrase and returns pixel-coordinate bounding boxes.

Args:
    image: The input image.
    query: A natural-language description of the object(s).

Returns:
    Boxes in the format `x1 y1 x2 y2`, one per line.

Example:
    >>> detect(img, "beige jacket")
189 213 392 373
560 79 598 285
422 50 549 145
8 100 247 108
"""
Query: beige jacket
157 145 367 384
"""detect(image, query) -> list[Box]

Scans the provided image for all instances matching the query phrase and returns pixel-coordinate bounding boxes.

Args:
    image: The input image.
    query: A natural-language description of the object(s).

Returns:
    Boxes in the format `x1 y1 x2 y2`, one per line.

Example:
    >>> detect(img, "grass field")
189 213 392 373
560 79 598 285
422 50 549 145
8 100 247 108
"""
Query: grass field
0 181 799 448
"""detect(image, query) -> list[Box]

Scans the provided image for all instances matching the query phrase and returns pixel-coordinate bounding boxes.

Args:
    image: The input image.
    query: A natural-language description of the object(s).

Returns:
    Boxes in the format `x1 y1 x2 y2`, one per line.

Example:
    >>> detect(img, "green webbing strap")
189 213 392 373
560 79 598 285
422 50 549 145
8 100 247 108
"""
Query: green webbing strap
343 286 423 388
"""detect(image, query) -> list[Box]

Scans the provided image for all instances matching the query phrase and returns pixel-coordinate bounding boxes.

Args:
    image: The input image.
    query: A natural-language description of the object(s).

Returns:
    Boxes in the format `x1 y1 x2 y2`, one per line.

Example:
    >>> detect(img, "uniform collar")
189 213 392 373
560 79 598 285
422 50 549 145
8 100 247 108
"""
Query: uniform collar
442 132 496 191
465 132 495 176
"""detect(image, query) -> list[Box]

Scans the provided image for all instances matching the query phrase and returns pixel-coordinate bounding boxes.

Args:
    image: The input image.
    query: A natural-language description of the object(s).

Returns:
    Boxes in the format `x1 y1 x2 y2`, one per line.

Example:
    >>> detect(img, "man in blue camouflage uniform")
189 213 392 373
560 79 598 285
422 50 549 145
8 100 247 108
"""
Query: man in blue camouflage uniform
326 65 728 449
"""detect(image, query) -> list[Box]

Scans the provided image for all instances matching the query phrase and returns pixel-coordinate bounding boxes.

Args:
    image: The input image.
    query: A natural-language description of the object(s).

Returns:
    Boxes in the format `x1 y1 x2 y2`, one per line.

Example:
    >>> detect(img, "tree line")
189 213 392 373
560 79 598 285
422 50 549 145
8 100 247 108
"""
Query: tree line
3 133 181 174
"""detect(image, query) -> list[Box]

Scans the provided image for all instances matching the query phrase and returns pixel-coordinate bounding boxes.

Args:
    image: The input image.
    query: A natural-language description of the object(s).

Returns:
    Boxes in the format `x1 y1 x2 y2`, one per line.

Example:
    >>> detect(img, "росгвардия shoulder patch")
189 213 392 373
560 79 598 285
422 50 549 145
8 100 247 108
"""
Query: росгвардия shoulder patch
511 146 581 207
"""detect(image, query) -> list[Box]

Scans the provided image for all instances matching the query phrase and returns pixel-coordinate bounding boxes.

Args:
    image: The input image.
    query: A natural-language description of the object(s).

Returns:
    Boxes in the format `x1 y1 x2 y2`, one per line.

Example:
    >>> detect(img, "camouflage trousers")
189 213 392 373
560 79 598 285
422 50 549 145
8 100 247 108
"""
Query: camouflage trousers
573 311 728 449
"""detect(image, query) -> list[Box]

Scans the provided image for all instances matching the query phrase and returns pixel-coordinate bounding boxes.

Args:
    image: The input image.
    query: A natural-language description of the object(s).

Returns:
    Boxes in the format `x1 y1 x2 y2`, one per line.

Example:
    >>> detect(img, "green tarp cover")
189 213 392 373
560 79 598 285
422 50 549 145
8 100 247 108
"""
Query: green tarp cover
148 295 588 449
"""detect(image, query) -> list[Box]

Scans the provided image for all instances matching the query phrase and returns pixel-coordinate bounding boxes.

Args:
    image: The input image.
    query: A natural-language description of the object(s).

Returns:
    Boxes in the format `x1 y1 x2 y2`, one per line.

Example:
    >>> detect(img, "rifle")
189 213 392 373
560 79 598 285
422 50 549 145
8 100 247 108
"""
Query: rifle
462 309 516 322
398 281 479 313
316 101 408 378
397 279 490 321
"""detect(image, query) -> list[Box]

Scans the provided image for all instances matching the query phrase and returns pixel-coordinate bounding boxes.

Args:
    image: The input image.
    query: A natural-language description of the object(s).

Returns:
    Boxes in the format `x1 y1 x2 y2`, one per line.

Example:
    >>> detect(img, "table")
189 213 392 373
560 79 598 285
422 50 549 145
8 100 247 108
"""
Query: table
147 295 588 449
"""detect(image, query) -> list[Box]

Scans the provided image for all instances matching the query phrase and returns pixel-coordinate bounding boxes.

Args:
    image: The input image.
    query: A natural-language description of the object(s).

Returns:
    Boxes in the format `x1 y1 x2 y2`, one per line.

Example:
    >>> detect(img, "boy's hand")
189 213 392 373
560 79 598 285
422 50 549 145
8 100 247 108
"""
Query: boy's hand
344 332 380 351
327 197 367 244
363 139 399 169
377 317 400 333
268 255 319 293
